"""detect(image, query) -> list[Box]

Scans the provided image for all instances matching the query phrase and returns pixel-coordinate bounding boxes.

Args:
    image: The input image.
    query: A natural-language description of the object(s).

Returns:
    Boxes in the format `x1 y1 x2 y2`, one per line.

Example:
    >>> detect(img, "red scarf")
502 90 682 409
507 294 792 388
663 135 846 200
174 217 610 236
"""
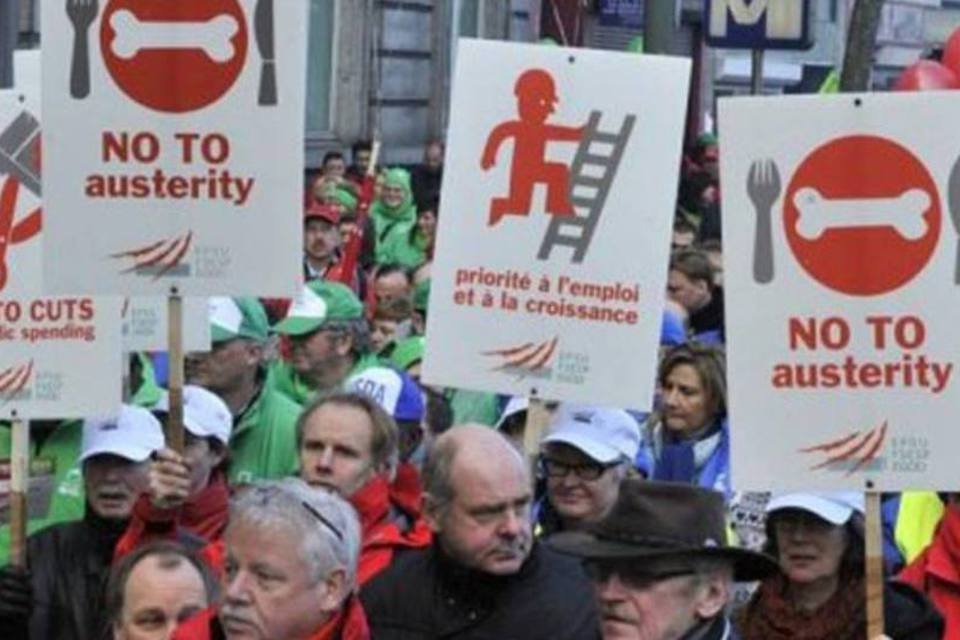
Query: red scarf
737 573 865 640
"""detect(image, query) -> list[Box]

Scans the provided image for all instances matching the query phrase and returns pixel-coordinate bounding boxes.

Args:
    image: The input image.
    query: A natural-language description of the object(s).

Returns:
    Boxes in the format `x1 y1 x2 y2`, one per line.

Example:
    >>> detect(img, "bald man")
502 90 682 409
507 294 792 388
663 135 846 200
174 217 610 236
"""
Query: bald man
361 425 599 639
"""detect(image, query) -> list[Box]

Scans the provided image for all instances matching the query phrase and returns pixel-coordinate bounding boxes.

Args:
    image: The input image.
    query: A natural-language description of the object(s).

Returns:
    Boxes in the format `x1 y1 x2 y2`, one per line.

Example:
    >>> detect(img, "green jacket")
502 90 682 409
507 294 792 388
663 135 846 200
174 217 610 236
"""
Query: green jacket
370 168 418 266
0 420 85 564
380 231 428 270
228 379 302 485
268 353 381 406
446 388 501 427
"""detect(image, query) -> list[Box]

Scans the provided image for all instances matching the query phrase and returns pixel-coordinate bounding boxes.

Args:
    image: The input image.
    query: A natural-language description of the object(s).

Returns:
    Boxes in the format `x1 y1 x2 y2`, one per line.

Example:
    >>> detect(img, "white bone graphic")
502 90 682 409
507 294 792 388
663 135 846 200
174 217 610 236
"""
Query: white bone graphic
110 10 239 63
793 187 931 240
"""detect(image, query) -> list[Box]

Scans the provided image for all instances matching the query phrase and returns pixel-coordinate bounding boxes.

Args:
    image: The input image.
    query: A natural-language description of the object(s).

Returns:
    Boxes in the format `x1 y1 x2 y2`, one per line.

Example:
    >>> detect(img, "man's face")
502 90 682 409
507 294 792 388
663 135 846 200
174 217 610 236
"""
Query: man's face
221 520 337 640
424 143 444 171
322 157 346 180
381 183 406 209
543 443 622 527
374 272 411 304
354 149 371 175
370 318 399 353
428 451 533 575
182 434 225 495
299 403 379 497
304 218 341 264
114 554 208 640
666 270 710 314
591 562 714 640
85 454 150 520
288 328 348 385
671 230 695 252
186 339 260 396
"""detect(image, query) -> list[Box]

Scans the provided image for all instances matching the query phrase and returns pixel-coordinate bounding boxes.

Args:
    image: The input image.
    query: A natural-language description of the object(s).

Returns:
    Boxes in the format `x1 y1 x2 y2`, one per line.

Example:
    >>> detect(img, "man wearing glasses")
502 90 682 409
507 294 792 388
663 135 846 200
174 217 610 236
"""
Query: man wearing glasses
537 405 641 537
173 478 369 639
552 480 778 640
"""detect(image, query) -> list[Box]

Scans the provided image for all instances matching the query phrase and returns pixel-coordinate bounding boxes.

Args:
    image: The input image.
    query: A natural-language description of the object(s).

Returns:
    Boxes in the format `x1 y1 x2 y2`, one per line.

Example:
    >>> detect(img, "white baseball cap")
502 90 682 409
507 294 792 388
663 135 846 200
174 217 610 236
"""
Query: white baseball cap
81 405 165 463
541 404 641 464
156 385 232 445
495 397 529 431
766 492 865 525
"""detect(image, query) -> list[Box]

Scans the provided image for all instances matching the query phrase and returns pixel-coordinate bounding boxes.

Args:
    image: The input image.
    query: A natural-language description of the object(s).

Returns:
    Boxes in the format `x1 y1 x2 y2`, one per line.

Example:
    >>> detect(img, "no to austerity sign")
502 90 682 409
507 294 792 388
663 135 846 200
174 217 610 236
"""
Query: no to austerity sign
720 92 960 490
0 53 122 419
423 40 690 409
42 0 307 296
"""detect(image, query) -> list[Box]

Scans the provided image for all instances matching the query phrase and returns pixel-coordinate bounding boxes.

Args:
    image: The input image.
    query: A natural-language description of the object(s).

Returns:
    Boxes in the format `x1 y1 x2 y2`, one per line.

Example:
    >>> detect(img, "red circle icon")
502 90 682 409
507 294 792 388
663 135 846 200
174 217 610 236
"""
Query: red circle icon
99 0 248 113
783 135 941 296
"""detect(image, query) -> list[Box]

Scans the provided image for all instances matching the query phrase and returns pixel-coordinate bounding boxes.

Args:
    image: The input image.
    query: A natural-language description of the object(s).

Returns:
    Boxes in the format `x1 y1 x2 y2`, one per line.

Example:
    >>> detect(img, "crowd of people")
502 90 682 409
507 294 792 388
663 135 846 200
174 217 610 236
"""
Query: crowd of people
0 134 956 640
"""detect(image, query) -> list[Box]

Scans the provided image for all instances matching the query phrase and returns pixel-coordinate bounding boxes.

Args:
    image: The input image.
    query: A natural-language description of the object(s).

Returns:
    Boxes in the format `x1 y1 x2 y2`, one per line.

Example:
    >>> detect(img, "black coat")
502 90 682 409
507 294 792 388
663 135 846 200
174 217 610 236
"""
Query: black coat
361 542 600 639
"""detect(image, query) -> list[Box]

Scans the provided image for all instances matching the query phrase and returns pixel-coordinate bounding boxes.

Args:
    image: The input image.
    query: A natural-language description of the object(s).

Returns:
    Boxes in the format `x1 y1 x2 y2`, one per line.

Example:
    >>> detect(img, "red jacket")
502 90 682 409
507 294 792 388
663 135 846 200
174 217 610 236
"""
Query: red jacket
899 505 960 638
389 462 424 518
351 474 432 587
113 474 229 569
172 595 370 640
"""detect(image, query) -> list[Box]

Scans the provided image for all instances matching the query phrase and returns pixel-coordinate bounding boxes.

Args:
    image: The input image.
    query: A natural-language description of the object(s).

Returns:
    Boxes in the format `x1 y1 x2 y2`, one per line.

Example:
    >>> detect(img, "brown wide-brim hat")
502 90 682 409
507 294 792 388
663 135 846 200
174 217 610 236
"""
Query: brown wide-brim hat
550 480 779 583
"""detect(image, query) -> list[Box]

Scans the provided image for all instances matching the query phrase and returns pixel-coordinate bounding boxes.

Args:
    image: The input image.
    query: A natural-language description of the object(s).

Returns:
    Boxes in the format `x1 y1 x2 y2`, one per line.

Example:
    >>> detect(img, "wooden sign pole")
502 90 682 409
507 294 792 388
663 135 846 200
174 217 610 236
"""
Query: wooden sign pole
522 397 550 459
865 490 885 638
166 289 185 453
9 415 28 567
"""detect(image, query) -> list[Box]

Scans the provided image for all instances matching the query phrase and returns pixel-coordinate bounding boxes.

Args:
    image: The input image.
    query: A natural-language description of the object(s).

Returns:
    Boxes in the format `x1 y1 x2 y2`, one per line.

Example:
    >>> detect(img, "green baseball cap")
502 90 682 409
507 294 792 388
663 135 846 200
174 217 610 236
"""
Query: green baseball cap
413 279 431 313
273 281 364 337
209 297 269 343
390 336 426 371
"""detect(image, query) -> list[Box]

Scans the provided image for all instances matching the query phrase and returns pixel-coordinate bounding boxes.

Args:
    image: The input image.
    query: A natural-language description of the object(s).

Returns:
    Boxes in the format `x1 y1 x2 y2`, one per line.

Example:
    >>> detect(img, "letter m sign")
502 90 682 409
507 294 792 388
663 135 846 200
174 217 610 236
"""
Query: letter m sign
704 0 813 50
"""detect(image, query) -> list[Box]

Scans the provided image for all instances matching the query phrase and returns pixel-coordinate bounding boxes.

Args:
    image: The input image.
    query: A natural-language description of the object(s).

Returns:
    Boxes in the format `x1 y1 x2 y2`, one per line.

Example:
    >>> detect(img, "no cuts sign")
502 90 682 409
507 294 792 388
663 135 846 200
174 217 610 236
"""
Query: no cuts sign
41 0 307 296
0 52 122 419
720 92 960 490
423 40 689 409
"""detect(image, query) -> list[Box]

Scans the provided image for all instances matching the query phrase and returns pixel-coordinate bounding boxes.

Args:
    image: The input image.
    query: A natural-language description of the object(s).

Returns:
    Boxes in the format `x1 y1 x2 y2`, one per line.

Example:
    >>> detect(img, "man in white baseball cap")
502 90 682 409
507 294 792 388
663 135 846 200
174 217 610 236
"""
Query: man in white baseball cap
537 404 641 537
0 406 164 639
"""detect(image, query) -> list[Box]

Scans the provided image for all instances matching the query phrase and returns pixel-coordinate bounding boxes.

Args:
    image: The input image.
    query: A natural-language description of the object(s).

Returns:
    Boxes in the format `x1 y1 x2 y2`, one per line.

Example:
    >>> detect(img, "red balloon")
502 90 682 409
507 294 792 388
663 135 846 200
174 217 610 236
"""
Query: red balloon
894 60 960 91
942 26 960 79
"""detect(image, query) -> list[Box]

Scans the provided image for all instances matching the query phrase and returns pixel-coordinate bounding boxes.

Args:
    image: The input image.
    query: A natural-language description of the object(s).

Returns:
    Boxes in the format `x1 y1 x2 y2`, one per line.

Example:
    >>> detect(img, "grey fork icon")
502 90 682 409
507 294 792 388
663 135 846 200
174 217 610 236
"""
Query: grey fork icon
67 0 99 99
747 159 782 284
948 155 960 284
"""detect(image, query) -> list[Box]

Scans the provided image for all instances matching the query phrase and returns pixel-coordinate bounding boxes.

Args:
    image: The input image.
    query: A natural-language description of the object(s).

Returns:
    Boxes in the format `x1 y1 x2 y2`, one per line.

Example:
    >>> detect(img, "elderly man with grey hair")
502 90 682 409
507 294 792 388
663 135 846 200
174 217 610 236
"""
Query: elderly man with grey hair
172 478 369 640
361 424 599 639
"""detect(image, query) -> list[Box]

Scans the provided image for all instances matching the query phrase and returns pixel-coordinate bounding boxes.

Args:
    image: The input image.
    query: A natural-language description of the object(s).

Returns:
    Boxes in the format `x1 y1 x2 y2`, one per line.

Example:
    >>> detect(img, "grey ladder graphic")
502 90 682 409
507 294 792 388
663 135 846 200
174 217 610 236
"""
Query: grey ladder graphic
537 110 635 263
0 111 42 197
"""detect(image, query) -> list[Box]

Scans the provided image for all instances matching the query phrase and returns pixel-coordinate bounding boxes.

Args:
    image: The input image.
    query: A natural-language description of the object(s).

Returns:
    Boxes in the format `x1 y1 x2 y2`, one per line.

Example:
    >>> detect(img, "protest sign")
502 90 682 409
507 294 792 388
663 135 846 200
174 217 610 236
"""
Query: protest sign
721 92 960 490
0 51 122 421
41 0 307 296
424 40 689 409
121 297 209 352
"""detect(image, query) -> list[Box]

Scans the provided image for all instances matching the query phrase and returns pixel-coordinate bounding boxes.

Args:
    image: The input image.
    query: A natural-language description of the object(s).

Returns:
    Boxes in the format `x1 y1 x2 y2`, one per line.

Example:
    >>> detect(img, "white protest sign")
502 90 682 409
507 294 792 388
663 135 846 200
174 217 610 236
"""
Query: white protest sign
121 297 210 352
0 52 122 419
721 92 960 490
42 0 307 296
423 40 689 409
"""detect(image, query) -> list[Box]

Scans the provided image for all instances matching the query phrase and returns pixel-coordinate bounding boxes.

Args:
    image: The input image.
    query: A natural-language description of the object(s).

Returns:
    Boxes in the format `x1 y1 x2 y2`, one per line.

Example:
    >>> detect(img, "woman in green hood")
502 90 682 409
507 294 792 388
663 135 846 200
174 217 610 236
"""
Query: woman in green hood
370 167 420 266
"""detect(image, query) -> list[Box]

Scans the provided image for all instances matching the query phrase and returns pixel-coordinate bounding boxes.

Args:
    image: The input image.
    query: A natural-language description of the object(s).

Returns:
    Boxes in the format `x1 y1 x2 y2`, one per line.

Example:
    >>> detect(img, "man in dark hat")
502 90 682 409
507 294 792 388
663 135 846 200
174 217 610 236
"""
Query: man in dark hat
552 479 778 640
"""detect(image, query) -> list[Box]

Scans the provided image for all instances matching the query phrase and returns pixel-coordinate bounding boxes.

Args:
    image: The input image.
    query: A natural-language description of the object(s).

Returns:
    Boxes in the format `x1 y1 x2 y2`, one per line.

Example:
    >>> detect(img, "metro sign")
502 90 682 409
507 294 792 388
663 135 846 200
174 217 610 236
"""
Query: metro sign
705 0 814 50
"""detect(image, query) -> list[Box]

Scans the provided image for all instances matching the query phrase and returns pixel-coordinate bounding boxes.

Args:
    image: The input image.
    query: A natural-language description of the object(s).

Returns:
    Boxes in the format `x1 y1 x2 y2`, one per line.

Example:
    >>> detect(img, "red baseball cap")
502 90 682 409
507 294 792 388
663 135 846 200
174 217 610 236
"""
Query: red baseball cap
304 202 340 225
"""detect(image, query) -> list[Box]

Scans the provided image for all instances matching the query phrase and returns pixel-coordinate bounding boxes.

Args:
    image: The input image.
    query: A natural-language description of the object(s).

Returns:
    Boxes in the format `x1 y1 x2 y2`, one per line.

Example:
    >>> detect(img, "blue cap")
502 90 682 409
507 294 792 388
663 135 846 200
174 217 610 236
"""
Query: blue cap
346 366 424 423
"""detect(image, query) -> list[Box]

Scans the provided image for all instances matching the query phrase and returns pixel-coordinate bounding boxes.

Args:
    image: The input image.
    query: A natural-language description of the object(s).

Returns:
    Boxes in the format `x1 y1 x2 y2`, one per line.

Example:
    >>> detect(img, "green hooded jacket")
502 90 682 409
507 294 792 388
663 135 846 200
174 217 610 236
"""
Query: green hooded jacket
268 353 381 406
370 168 419 266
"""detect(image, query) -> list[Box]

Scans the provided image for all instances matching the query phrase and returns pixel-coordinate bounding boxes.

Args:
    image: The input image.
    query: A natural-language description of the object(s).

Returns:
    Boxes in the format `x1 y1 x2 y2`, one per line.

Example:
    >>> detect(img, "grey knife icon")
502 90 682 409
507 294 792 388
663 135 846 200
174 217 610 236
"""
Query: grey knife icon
255 0 277 106
747 159 782 284
948 155 960 283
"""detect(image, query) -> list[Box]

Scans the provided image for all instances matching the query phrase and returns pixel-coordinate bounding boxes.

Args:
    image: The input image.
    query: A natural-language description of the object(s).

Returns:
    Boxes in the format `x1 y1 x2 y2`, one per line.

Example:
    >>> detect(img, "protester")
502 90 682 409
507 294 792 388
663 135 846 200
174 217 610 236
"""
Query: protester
107 541 218 640
671 218 697 252
297 391 431 585
552 479 779 640
410 139 445 205
270 281 379 405
537 405 641 536
640 343 732 497
740 492 943 639
362 424 599 638
371 263 413 306
369 295 413 354
667 249 724 343
346 139 374 185
0 406 164 640
370 168 419 266
321 150 348 181
172 478 368 639
303 201 343 280
187 297 301 483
